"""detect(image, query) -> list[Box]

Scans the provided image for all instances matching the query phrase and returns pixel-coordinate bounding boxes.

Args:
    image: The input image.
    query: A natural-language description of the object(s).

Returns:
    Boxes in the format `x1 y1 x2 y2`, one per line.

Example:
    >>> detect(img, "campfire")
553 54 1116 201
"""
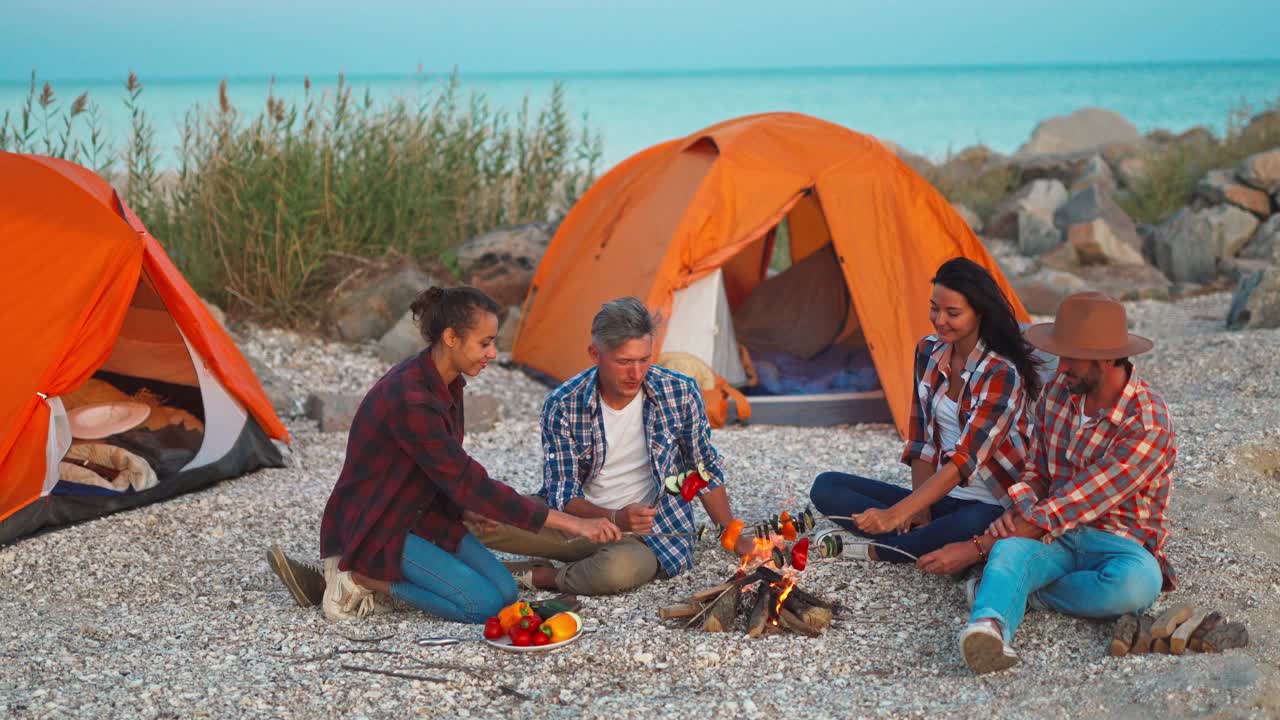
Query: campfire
659 518 838 638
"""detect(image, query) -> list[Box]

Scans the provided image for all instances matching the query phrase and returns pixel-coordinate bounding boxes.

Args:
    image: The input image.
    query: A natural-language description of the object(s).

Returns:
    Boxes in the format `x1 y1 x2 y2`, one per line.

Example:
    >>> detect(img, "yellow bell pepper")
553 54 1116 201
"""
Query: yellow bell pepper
542 611 580 643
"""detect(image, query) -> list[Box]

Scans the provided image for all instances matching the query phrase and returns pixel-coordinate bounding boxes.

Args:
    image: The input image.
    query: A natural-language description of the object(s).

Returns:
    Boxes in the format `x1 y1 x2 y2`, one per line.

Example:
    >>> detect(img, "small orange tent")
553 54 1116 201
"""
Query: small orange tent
0 152 288 543
512 112 1028 437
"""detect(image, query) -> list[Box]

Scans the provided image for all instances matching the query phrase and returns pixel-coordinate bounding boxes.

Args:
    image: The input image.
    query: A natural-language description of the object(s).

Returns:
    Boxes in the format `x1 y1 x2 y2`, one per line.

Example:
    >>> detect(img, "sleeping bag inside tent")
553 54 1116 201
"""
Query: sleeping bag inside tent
510 112 1028 436
0 152 289 544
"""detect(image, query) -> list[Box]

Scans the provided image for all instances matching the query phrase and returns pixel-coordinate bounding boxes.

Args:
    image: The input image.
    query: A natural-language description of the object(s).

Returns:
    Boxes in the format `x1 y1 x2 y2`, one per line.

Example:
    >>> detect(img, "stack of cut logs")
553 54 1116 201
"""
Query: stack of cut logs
1109 604 1249 657
658 567 837 637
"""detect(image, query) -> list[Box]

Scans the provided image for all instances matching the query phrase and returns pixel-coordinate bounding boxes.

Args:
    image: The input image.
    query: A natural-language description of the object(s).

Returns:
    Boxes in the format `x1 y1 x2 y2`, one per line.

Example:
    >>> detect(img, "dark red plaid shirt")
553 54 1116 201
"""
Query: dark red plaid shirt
319 353 548 582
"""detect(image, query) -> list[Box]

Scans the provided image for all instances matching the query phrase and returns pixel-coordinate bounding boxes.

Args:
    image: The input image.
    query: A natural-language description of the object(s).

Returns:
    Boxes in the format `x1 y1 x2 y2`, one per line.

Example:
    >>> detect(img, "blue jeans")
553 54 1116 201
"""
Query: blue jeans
391 532 517 624
809 471 1004 562
971 526 1163 643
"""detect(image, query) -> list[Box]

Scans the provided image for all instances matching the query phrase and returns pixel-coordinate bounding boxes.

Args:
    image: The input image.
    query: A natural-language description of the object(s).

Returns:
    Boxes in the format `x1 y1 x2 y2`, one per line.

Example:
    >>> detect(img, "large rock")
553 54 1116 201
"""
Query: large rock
1075 263 1170 302
1195 169 1272 217
377 309 426 365
1010 269 1090 315
466 393 501 434
987 179 1069 239
1068 218 1146 266
455 221 557 308
1237 148 1280 194
244 353 296 417
1227 267 1280 330
305 392 363 433
1114 155 1148 189
495 305 522 352
1070 154 1117 194
1152 206 1261 283
1017 206 1062 256
1016 108 1141 158
1013 154 1090 186
330 266 435 343
1054 184 1144 256
1239 214 1280 263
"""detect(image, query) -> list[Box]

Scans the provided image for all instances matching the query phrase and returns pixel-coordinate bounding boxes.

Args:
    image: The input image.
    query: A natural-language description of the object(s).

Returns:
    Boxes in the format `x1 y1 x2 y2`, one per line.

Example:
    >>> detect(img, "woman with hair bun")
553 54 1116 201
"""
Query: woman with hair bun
809 258 1039 575
270 286 620 623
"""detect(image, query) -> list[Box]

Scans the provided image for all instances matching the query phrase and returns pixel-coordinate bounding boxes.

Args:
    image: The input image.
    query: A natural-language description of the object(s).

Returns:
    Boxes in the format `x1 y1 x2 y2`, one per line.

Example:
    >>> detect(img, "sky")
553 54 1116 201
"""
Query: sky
5 0 1279 81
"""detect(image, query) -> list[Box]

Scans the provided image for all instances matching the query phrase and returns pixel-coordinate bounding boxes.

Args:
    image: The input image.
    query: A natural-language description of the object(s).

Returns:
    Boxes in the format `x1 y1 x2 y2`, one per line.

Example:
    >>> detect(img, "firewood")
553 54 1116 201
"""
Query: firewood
1151 638 1170 654
658 603 702 620
746 586 775 638
1109 614 1139 657
777 607 822 638
1187 611 1224 652
688 580 739 604
1201 622 1249 653
756 567 835 610
781 592 832 630
701 583 739 633
1130 615 1154 654
1169 608 1210 655
1151 604 1194 639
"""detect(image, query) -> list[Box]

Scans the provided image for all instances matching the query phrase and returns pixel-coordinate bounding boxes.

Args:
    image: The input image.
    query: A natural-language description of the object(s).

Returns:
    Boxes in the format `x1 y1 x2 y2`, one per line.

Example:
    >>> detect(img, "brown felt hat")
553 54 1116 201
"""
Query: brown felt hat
1023 292 1153 360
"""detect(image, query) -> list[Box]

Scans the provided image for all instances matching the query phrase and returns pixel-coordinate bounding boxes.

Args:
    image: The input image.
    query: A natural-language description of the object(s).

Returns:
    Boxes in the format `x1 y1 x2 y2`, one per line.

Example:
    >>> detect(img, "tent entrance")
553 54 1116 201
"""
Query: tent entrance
664 197 893 427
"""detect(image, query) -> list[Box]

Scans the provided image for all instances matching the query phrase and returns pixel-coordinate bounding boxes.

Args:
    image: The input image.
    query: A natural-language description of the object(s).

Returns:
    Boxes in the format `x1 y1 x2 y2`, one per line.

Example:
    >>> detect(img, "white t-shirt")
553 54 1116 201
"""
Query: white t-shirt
933 392 1000 506
582 392 656 510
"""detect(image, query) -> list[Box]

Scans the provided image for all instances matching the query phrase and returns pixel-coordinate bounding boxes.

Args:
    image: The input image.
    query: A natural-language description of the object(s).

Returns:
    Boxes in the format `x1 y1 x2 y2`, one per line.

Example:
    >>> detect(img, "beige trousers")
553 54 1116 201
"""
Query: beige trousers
477 498 659 596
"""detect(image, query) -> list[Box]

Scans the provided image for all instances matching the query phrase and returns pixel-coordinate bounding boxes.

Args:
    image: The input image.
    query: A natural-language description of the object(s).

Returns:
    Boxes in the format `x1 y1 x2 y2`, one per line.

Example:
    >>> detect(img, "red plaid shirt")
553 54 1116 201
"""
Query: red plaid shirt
1009 368 1177 589
319 353 548 582
901 336 1031 505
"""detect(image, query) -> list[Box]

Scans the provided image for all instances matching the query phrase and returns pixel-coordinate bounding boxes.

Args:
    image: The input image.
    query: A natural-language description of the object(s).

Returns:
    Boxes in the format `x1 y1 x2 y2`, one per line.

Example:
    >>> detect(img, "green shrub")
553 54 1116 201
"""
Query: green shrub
1121 98 1280 225
2 70 603 325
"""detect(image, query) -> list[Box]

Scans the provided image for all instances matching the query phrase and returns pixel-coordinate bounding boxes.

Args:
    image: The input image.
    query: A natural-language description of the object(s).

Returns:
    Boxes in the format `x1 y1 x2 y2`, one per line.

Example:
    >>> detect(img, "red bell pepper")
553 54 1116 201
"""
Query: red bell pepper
791 538 811 571
679 471 708 502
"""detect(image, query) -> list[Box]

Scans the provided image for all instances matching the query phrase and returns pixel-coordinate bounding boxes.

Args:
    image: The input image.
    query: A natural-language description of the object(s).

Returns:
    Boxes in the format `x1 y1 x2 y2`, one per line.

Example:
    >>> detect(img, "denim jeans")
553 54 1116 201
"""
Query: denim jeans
809 471 1004 562
391 532 517 624
970 525 1163 643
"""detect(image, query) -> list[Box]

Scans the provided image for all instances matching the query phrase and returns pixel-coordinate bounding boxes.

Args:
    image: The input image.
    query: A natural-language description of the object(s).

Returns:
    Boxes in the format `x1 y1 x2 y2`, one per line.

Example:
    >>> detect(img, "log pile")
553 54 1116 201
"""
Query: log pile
1109 604 1248 657
658 567 837 637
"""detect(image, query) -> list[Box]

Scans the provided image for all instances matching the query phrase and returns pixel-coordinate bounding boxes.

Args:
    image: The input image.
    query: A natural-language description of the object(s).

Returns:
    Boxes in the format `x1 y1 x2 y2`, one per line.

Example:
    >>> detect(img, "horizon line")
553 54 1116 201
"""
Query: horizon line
7 56 1280 87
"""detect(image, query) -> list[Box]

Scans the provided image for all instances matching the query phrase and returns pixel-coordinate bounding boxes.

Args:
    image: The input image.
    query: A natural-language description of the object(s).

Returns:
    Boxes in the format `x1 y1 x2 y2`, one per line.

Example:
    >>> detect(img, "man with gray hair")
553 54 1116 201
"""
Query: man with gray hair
474 297 751 595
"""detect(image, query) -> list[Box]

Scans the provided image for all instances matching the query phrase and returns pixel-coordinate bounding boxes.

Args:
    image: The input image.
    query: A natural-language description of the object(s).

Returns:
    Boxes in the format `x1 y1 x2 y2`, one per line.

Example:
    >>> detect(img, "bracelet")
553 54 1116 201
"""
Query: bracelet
608 510 617 525
970 535 987 561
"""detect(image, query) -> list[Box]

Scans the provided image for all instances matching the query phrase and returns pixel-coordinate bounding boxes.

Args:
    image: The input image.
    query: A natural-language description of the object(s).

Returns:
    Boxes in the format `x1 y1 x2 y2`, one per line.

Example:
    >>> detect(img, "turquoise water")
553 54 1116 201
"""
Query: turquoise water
3 61 1279 171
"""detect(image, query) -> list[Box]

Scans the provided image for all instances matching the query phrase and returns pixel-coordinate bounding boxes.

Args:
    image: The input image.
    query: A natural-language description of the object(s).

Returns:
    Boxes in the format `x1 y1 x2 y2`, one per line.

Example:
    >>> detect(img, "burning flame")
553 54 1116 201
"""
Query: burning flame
773 577 796 619
736 535 783 574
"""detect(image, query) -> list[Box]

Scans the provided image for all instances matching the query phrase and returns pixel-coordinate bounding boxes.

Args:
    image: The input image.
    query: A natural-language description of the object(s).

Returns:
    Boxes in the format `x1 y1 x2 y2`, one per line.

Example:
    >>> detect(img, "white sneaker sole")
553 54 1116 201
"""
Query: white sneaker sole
960 626 1020 674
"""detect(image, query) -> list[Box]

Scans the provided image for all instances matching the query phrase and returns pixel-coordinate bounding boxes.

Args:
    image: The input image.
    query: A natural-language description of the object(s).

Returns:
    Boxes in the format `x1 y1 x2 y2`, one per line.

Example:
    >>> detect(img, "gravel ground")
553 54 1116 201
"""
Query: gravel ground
2 293 1278 719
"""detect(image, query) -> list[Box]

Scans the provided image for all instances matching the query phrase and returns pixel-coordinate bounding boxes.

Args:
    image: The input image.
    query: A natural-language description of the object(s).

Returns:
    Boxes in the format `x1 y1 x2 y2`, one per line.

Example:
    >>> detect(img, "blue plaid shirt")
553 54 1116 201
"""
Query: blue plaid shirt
538 365 726 577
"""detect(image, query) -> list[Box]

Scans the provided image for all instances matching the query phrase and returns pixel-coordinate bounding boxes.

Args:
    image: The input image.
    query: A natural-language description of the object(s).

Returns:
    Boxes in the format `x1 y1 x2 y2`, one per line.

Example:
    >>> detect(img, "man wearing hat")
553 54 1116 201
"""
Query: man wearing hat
957 292 1177 674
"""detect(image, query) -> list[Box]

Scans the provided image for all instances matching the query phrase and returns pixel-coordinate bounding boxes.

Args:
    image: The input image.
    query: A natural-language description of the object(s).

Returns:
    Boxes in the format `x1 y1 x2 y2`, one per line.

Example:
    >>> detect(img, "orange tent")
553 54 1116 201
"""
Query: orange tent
0 152 288 543
512 113 1028 437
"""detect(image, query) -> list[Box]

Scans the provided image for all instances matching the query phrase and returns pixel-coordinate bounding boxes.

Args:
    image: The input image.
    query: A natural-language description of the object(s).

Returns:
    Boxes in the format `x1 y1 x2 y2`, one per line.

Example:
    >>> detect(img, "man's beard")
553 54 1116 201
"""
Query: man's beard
1066 375 1096 395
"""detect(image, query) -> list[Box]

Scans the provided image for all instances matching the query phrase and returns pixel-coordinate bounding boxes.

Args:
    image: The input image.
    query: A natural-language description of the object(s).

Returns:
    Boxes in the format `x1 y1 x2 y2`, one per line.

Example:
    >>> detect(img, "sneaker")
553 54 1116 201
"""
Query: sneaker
266 543 326 607
321 557 393 621
959 619 1020 674
503 559 555 591
965 576 979 611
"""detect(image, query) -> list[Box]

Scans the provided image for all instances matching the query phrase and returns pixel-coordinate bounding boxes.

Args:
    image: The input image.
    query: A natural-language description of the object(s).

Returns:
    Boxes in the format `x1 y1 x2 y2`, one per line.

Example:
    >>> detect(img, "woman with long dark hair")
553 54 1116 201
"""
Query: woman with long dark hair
809 258 1039 574
270 286 621 623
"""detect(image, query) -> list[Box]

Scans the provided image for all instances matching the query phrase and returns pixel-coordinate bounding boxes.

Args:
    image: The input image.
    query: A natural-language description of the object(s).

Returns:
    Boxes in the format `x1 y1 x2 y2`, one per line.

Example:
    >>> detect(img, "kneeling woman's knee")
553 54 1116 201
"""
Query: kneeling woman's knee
461 584 510 624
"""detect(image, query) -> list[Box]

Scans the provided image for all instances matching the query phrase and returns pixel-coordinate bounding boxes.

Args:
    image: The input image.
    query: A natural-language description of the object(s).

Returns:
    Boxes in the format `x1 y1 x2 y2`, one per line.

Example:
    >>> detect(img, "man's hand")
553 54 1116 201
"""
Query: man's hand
614 503 657 534
570 516 622 544
853 507 904 536
462 510 500 536
986 509 1020 539
916 540 979 575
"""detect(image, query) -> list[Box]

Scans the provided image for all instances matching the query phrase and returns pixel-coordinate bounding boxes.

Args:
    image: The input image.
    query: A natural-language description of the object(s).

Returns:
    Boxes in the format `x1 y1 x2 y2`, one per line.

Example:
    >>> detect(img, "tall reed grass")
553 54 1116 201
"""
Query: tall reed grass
1 70 603 324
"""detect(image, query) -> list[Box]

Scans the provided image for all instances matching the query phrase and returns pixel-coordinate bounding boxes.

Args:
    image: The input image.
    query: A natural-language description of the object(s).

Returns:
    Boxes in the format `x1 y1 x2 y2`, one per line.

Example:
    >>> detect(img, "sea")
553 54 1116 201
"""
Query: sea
3 61 1278 171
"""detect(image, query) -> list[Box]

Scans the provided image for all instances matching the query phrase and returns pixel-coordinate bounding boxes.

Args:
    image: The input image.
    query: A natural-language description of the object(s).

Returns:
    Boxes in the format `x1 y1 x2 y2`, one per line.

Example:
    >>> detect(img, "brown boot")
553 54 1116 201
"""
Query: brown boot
266 543 326 607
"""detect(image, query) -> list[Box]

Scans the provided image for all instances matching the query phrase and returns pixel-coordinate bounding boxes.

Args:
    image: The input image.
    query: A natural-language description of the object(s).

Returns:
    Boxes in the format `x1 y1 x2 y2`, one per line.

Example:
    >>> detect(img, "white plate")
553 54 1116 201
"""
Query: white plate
483 620 585 653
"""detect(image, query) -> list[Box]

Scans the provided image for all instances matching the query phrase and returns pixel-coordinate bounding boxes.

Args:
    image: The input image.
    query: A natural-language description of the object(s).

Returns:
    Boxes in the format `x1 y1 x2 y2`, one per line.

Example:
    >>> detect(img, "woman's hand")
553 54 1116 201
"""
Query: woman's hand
462 510 500 536
986 510 1020 539
916 540 979 575
897 508 930 534
571 516 623 544
853 507 904 535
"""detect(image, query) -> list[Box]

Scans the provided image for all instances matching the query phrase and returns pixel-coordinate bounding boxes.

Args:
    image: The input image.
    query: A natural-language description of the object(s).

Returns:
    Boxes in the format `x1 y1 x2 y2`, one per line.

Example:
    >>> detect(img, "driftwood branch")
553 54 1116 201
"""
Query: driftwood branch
340 664 448 683
702 583 739 632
